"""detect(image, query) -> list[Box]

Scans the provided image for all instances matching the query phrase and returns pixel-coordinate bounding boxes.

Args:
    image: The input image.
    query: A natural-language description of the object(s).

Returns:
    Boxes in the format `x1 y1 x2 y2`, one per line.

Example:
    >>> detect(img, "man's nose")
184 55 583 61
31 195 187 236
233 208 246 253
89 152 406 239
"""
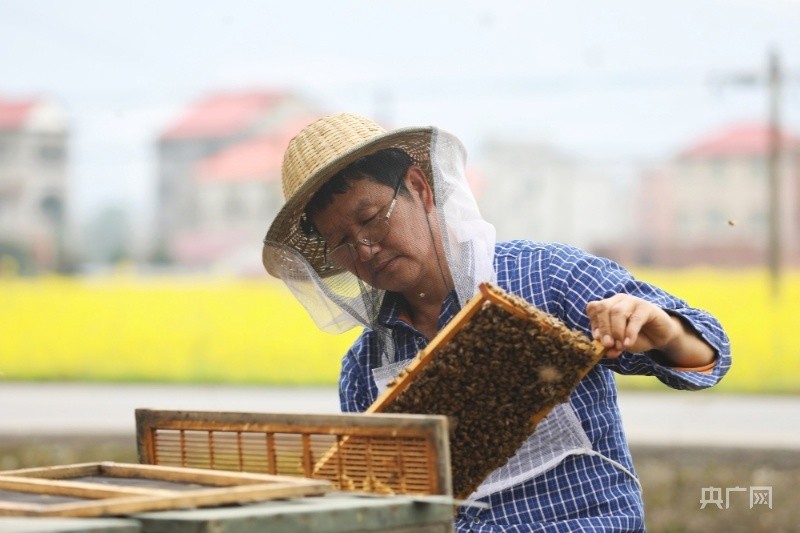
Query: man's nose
356 241 380 262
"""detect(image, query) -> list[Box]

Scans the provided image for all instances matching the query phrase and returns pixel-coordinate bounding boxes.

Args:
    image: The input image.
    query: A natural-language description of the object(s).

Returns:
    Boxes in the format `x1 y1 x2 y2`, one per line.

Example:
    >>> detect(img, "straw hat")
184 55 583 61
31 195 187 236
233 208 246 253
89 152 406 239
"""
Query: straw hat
263 113 435 275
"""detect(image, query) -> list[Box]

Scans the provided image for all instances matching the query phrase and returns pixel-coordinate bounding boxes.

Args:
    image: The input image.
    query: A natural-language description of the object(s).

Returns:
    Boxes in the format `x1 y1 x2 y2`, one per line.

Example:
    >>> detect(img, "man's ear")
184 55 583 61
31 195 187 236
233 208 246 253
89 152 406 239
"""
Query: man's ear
406 166 435 212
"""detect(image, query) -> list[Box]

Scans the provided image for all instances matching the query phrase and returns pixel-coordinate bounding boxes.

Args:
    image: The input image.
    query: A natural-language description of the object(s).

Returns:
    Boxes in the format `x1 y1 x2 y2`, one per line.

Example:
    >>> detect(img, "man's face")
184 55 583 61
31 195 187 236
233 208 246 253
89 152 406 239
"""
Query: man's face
311 175 438 294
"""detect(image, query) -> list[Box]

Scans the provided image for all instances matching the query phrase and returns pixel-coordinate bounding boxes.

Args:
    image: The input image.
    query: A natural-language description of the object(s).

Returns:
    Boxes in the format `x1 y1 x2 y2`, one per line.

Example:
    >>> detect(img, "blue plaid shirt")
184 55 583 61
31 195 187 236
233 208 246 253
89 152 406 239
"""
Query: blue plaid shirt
339 241 731 532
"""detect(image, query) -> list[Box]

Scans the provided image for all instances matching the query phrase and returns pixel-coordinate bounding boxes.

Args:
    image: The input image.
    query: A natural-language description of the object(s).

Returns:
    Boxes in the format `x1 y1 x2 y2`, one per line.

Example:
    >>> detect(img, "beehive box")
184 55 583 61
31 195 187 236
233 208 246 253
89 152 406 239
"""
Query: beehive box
136 410 452 497
368 282 605 499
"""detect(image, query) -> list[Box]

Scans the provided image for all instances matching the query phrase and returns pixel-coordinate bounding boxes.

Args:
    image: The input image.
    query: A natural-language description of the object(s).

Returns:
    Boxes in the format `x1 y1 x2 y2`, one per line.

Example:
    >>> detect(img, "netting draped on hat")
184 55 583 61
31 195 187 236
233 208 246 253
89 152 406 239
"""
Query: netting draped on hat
262 128 496 362
431 130 496 313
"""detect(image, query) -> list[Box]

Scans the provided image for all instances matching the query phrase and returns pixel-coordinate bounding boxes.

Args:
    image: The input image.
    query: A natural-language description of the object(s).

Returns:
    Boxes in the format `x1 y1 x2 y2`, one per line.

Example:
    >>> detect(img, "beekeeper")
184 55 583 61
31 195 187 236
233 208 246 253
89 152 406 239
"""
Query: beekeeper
262 113 730 531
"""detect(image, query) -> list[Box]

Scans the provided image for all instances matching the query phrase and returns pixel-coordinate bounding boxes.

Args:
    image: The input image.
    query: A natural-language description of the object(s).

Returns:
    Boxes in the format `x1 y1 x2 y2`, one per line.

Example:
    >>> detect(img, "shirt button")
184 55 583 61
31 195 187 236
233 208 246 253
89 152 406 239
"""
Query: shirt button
415 337 424 347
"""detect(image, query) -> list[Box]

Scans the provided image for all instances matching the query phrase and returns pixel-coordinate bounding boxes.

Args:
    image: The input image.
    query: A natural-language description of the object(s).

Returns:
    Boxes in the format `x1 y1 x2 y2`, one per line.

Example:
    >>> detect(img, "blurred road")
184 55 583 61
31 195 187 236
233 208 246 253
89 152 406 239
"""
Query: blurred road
1 383 798 450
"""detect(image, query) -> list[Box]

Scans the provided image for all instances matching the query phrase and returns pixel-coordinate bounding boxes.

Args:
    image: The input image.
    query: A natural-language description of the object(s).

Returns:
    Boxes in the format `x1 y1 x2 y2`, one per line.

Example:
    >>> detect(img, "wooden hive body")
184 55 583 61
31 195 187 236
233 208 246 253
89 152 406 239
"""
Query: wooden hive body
136 410 452 497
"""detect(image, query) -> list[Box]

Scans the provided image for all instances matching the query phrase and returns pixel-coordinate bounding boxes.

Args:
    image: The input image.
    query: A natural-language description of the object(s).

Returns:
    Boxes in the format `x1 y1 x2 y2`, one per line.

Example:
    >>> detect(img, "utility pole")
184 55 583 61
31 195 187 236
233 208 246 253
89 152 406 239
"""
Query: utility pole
718 49 784 300
766 50 782 301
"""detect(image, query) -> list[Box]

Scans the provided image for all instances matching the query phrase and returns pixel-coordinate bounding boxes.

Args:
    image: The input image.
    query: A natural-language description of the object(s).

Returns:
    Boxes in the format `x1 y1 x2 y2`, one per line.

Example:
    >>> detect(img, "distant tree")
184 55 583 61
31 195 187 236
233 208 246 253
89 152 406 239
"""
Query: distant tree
0 241 33 276
149 239 173 266
82 206 132 265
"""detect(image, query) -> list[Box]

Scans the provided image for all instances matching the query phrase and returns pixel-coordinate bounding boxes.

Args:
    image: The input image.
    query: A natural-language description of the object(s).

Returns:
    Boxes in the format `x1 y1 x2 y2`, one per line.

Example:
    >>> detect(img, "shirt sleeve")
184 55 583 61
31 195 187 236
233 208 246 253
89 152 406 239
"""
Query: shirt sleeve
544 243 732 391
339 336 373 413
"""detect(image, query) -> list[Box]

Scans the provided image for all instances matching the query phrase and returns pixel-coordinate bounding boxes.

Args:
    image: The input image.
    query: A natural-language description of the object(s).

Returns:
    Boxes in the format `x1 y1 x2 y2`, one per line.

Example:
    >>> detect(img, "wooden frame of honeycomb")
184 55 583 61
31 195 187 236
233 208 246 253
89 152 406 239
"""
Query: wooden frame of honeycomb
365 282 606 499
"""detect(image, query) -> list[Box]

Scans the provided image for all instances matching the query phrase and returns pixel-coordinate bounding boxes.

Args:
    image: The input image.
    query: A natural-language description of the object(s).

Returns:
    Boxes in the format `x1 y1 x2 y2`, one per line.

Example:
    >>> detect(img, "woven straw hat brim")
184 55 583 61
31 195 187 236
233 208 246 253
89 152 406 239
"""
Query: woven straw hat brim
264 126 435 276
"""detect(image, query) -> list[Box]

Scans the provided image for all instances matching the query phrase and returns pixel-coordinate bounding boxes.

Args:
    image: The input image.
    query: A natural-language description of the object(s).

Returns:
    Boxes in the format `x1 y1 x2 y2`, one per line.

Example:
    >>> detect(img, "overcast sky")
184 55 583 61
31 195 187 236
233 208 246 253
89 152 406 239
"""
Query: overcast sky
2 0 799 233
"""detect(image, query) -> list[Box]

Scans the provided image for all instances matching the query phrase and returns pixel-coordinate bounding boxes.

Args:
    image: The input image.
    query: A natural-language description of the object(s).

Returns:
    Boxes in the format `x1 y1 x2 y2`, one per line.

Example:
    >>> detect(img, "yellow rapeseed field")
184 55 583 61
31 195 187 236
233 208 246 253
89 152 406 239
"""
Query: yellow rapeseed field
0 274 359 385
1 269 798 392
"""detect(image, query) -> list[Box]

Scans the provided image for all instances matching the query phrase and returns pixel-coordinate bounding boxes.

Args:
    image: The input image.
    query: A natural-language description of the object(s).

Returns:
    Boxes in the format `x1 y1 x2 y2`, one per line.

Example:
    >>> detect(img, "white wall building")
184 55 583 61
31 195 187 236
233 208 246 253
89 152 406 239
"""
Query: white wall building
477 140 632 255
156 91 317 263
0 97 69 273
633 122 800 267
181 130 296 275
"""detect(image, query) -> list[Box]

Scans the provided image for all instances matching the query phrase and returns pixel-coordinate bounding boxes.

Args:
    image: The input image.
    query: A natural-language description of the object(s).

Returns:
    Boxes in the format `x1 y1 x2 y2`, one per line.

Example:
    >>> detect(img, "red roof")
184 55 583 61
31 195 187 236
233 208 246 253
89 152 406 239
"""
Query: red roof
681 122 800 158
195 135 284 183
0 99 38 130
160 91 290 140
195 115 320 183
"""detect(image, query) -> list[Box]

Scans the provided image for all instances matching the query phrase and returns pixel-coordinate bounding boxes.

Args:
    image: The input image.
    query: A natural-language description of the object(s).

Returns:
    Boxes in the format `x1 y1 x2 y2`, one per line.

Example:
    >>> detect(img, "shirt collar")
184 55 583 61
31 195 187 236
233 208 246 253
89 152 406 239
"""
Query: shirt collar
378 292 405 327
378 290 461 330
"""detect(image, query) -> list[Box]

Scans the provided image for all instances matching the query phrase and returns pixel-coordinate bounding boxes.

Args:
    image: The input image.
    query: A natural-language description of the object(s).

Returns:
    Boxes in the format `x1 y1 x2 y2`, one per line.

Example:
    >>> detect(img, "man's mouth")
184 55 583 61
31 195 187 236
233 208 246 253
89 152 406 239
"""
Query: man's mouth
372 256 398 273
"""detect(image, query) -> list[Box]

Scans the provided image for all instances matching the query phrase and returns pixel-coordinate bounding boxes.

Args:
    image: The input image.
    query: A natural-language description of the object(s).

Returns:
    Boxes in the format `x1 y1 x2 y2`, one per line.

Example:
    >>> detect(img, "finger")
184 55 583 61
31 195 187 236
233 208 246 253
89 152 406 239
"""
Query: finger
586 297 620 348
608 300 635 349
604 347 624 359
623 310 648 349
585 300 608 343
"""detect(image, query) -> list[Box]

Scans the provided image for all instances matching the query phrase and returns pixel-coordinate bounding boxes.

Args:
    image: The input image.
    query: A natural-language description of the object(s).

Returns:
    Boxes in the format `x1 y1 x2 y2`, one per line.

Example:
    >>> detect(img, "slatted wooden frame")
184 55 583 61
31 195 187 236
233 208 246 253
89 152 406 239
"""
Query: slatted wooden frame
356 282 606 499
136 409 452 497
368 282 605 415
0 461 329 518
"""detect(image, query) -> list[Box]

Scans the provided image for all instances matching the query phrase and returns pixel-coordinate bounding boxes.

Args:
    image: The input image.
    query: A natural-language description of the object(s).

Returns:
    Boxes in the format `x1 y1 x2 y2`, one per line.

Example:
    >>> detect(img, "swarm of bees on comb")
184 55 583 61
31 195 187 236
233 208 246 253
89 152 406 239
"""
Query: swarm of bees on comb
378 282 604 500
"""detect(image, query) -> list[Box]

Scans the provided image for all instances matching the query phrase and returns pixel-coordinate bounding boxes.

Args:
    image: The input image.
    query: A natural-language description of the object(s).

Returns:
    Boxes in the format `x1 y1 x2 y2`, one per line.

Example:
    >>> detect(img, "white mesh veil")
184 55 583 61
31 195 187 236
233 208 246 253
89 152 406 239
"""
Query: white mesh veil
431 130 497 312
262 128 496 361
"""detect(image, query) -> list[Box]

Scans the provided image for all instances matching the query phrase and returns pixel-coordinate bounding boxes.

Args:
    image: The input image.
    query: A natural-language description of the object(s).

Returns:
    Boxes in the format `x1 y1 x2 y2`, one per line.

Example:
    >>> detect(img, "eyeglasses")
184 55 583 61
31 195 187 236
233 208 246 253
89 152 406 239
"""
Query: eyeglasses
326 176 403 267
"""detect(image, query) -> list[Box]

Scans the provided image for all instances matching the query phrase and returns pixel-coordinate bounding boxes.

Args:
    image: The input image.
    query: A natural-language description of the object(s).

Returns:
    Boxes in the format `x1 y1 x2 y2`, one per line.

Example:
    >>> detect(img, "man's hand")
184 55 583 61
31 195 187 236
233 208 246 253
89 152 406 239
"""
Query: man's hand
585 294 716 368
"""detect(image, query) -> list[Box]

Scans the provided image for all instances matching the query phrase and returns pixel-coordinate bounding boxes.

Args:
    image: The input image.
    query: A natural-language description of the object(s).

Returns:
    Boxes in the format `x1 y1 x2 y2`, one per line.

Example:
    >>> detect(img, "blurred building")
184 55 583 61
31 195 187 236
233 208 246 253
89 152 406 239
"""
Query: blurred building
0 96 69 274
632 122 800 267
156 91 319 270
477 140 631 254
